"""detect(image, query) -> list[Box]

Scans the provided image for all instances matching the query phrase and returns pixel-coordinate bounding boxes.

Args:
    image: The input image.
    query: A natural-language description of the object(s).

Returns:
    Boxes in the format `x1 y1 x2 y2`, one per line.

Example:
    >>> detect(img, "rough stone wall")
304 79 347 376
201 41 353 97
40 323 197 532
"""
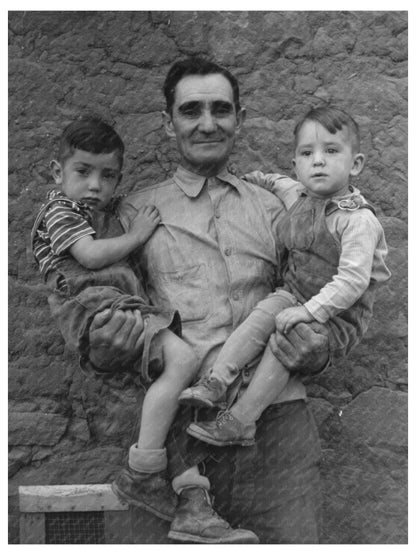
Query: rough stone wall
8 11 407 544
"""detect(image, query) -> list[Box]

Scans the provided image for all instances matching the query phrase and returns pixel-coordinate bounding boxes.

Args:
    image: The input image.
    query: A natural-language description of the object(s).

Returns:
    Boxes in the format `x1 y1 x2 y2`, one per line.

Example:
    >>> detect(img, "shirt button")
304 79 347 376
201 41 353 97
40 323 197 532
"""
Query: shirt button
215 211 220 219
232 292 239 301
224 248 231 256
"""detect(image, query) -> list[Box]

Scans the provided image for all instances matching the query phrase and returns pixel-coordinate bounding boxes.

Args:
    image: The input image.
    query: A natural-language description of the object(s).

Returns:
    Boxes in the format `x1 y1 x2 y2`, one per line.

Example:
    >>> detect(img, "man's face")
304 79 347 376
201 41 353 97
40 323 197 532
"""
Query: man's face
51 149 122 211
163 73 245 176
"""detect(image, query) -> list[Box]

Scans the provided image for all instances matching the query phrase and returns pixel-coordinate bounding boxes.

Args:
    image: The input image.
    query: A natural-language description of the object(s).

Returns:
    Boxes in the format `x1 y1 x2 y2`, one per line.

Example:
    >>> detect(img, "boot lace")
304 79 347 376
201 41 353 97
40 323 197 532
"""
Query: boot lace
215 410 234 429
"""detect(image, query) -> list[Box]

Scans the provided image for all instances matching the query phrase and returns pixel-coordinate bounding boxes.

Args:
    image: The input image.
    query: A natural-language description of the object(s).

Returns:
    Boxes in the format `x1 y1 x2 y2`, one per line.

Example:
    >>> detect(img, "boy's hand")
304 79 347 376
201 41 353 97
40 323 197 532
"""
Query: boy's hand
128 205 161 245
275 306 315 334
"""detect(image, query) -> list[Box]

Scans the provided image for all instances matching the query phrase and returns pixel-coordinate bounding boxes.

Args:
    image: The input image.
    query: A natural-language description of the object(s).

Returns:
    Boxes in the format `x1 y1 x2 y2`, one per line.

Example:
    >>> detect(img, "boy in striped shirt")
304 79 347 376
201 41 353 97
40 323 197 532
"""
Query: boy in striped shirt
31 116 200 521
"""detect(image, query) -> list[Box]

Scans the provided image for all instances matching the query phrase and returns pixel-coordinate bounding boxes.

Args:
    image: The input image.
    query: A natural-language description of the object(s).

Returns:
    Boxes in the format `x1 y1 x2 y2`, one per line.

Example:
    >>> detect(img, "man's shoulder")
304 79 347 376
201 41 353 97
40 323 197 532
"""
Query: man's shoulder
124 176 175 203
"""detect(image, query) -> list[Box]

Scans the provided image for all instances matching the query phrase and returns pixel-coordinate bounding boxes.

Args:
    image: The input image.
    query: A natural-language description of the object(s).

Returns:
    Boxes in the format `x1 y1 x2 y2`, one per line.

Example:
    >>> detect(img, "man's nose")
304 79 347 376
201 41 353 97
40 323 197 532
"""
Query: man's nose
198 110 216 133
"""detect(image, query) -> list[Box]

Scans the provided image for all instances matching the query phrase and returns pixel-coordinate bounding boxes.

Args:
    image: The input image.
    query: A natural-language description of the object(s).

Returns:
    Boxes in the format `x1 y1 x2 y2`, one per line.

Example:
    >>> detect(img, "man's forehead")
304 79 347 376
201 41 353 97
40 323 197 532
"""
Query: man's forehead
174 73 234 106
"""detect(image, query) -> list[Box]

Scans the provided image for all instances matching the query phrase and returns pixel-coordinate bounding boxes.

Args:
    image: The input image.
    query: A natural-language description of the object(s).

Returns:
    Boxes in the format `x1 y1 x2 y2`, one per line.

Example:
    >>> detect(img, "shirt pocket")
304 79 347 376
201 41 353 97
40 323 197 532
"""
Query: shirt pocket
149 263 211 323
284 207 315 251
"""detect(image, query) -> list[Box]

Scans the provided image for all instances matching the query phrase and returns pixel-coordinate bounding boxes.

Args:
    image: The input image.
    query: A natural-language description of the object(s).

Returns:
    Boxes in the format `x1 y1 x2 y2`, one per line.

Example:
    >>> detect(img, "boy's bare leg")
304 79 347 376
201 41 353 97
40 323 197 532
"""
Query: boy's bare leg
138 329 198 449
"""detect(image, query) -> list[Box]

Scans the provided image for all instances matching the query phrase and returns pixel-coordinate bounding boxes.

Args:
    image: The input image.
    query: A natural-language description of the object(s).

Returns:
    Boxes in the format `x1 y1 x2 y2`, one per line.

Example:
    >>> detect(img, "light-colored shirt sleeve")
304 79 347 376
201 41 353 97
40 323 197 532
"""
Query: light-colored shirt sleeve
304 208 391 323
243 170 304 210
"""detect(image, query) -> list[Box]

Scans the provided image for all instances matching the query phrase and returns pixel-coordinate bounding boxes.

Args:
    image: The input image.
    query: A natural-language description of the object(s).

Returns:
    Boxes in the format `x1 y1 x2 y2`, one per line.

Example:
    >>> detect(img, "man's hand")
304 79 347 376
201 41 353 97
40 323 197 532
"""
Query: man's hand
88 308 145 371
269 321 329 375
275 305 315 334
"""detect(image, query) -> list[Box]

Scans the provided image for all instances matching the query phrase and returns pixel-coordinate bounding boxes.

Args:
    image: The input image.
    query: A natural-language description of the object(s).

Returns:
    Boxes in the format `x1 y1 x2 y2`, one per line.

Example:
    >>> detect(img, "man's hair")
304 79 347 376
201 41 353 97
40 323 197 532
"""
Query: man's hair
294 105 361 152
163 56 241 114
58 116 125 168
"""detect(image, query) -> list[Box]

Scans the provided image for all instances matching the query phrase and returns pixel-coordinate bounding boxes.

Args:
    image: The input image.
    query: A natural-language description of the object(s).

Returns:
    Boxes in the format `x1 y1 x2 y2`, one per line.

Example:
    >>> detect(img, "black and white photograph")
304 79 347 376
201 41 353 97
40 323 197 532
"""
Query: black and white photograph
7 5 408 546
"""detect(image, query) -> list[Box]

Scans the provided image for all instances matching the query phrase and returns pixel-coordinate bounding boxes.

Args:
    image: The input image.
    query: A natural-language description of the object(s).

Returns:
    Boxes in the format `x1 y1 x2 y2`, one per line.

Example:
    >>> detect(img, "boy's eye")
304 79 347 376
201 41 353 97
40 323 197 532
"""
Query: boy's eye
327 148 338 154
301 150 311 157
103 172 118 181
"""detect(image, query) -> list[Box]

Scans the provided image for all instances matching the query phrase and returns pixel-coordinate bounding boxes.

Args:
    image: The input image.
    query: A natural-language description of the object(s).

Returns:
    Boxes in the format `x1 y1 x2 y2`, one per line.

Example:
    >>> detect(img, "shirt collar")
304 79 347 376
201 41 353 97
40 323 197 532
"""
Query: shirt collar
173 165 241 198
300 184 359 201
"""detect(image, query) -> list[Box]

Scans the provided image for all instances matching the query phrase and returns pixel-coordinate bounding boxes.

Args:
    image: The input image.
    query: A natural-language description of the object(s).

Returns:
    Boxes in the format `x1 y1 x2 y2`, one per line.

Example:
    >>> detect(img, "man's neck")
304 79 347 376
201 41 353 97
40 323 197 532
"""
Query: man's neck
180 161 228 178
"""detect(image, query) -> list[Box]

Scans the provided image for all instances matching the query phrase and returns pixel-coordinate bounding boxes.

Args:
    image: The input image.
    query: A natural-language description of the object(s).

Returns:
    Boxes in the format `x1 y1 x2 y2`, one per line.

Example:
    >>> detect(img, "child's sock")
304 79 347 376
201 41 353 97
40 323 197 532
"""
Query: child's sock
171 466 210 494
128 444 167 473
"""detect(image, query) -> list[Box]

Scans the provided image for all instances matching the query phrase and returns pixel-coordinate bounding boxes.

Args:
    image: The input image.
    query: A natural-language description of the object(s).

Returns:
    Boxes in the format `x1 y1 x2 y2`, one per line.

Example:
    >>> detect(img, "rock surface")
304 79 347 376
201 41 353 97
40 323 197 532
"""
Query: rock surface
8 11 407 544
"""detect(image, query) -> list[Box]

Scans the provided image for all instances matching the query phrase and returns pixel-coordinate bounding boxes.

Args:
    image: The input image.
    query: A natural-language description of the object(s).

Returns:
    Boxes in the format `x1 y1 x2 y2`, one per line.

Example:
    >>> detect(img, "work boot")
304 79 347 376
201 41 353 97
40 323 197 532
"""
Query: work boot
178 375 227 409
112 466 177 521
168 486 259 543
186 410 256 447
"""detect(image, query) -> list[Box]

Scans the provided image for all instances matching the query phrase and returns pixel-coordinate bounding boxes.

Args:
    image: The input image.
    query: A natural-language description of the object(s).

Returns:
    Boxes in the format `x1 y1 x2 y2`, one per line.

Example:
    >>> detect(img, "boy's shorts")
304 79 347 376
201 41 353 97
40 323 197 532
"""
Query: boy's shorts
46 256 181 383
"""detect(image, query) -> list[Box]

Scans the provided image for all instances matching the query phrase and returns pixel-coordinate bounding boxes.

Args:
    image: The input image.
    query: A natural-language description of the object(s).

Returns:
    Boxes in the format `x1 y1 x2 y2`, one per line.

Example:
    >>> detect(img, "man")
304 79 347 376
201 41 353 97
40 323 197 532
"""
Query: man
51 58 373 543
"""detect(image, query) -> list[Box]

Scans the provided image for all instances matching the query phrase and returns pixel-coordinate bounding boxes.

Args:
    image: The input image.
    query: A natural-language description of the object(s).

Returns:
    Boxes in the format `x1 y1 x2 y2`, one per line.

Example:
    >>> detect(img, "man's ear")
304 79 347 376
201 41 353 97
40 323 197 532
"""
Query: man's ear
50 160 63 184
350 153 365 177
162 111 176 139
235 107 246 133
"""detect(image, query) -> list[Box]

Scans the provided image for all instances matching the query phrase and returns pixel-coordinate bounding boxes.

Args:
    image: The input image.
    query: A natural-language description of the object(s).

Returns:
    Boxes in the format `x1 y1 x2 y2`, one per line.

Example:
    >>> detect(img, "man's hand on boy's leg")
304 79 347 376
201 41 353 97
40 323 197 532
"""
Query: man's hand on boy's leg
89 308 145 371
269 321 329 376
275 305 315 334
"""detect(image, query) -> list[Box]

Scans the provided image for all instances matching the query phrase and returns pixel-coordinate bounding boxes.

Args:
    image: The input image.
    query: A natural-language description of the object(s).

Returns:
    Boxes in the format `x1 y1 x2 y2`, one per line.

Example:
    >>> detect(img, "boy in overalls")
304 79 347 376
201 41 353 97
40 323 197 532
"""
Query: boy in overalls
31 116 199 520
179 105 391 446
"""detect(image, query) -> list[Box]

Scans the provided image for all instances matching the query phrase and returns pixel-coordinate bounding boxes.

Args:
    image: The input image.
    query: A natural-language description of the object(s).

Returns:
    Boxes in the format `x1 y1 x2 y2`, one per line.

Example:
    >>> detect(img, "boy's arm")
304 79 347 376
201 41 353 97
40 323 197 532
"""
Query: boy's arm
70 205 161 270
304 209 390 323
243 170 304 210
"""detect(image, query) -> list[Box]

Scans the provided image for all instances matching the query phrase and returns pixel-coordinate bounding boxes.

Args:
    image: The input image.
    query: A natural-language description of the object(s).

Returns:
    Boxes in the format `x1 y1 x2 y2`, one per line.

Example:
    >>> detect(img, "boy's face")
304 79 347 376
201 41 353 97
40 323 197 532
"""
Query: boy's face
293 120 365 198
51 149 122 210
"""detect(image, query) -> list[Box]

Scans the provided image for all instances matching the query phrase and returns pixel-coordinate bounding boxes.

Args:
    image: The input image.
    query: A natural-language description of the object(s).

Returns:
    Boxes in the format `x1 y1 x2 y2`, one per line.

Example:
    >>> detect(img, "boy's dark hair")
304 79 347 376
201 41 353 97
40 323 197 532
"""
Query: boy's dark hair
163 56 241 115
58 116 125 168
294 105 361 152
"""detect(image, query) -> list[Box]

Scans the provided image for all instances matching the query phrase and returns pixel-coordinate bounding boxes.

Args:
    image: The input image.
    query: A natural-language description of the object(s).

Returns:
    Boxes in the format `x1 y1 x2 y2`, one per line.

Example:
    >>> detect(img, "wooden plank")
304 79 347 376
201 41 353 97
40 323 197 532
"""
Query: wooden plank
19 513 45 544
18 484 129 513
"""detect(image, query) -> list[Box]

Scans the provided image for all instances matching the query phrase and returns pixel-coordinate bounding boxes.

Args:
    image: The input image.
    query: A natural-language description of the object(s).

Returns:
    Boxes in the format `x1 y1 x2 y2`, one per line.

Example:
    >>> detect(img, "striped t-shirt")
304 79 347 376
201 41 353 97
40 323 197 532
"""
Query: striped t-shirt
31 189 95 281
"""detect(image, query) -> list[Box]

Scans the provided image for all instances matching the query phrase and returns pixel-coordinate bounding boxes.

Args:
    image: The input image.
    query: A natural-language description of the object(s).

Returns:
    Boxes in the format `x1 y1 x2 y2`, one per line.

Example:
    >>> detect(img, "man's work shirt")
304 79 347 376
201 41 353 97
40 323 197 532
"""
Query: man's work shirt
119 166 306 404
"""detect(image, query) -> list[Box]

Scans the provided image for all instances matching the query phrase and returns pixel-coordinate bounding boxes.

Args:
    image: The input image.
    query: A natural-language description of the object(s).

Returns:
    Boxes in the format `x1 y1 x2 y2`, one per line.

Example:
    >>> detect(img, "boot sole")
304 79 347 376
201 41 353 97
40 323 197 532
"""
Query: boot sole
186 425 255 447
111 481 175 522
168 530 259 544
178 394 215 409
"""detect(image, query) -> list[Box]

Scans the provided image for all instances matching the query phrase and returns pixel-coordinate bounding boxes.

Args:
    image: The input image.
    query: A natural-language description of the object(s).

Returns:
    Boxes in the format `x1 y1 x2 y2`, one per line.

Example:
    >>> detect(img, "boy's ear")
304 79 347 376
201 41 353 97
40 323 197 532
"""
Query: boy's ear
291 158 299 179
162 111 176 139
350 153 365 177
50 160 63 184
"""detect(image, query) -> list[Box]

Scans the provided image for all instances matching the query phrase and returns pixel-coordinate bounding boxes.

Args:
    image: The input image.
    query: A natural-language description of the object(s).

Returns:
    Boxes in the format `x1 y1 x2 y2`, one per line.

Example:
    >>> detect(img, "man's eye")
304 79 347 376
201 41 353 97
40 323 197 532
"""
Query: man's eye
77 168 89 175
180 107 200 118
214 105 232 116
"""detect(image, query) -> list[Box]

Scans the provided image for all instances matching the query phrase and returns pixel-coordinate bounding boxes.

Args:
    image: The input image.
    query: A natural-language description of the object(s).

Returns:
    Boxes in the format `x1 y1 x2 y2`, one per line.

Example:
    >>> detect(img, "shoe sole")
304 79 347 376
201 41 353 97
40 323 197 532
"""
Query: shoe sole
178 393 215 409
168 530 259 544
186 424 255 447
111 482 175 522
